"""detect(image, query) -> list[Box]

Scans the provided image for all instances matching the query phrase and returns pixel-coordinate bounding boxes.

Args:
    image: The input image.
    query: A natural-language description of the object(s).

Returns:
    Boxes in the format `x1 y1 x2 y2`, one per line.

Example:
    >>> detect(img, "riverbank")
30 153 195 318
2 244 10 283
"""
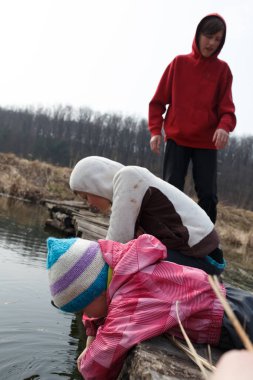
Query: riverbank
2 153 253 379
1 152 253 273
0 152 73 202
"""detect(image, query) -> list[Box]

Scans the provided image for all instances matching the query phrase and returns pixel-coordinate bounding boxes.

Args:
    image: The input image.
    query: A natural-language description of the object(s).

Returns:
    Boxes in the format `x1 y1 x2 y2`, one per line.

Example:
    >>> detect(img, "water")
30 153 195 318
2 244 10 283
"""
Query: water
1 196 253 380
0 197 85 380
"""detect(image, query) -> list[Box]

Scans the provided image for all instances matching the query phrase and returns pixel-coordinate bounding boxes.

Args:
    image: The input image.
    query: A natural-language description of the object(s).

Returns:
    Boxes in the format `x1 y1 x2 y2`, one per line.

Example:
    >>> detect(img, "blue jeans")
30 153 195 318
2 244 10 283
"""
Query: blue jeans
165 247 225 276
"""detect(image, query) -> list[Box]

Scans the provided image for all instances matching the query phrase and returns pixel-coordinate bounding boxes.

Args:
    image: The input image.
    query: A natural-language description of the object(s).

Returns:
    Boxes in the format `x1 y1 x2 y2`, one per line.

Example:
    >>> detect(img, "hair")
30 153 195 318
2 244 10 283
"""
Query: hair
196 15 226 53
199 16 225 36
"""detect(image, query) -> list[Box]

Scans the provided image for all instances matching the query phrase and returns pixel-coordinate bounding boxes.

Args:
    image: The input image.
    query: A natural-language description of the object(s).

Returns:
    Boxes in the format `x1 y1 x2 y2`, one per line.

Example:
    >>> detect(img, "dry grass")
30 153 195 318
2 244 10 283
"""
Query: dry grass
0 152 252 275
216 205 253 272
0 153 73 202
174 301 210 379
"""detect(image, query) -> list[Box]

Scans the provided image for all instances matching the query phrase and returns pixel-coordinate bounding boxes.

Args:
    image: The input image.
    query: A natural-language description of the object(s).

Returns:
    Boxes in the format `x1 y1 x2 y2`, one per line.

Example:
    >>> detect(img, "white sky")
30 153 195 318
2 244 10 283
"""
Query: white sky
0 0 251 136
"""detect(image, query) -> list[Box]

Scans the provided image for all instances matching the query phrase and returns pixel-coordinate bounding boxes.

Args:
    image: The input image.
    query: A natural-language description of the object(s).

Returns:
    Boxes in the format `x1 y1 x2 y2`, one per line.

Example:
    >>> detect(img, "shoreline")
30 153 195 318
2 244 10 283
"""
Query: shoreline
1 152 253 273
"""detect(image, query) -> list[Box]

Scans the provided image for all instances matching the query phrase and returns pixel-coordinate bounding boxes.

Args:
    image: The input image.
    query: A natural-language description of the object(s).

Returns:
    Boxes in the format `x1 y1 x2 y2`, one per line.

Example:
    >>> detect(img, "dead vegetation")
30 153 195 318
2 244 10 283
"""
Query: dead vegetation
0 152 252 275
216 205 253 272
0 153 73 202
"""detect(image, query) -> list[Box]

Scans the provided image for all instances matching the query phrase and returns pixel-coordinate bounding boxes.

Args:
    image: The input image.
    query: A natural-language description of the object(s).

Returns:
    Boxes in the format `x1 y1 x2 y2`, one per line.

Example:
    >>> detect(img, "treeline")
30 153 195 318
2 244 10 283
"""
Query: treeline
0 105 252 210
0 105 162 174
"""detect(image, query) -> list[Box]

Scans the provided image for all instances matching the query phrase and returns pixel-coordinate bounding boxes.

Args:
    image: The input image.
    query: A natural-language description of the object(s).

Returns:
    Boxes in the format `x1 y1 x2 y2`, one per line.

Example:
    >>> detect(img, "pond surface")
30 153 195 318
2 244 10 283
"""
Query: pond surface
0 197 85 380
1 196 253 380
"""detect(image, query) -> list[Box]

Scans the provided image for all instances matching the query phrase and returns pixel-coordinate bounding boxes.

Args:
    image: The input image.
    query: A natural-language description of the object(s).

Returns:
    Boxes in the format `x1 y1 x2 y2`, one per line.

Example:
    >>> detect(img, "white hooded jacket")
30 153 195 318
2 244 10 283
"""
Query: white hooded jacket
70 156 219 257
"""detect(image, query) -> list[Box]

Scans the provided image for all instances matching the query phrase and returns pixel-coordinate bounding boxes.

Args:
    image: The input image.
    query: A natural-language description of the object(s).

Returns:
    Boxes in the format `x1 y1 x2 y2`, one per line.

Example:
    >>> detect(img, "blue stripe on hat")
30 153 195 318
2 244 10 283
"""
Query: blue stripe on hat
47 237 78 269
60 263 109 313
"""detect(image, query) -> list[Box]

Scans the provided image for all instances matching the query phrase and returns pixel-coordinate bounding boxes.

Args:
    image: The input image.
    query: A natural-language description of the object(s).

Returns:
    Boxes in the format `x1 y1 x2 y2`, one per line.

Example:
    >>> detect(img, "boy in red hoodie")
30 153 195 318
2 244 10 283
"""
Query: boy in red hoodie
148 14 236 223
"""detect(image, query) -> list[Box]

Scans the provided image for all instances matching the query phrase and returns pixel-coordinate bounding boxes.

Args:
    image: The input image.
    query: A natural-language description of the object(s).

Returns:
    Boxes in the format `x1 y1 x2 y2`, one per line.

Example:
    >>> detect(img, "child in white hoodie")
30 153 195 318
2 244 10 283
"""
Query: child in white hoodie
69 156 225 275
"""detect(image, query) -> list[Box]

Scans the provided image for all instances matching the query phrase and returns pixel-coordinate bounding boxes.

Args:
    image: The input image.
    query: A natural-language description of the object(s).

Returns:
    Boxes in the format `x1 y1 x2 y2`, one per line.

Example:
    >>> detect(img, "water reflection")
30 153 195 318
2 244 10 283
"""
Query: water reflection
2 196 252 380
0 197 49 264
0 196 85 380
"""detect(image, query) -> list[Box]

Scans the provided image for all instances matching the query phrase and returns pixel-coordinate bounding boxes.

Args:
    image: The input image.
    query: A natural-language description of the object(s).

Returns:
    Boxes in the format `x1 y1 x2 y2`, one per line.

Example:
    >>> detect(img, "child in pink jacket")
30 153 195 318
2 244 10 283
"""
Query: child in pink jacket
47 234 253 380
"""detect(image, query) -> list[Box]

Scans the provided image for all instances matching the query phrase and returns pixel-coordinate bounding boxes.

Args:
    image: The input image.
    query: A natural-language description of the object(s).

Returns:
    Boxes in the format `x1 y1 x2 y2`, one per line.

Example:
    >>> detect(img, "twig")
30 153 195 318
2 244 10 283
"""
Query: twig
208 275 253 351
175 301 209 379
169 335 215 372
207 345 213 367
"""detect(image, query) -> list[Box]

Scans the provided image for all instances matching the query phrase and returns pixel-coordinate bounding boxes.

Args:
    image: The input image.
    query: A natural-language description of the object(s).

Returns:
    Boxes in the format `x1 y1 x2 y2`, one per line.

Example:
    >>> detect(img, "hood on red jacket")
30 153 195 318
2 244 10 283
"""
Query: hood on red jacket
192 14 226 59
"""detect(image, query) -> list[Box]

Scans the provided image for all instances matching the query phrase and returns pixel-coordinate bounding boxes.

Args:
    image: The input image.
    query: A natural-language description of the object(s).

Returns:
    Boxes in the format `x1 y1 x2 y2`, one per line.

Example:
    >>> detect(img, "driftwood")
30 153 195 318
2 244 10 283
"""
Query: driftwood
43 199 109 239
118 336 223 380
43 199 223 379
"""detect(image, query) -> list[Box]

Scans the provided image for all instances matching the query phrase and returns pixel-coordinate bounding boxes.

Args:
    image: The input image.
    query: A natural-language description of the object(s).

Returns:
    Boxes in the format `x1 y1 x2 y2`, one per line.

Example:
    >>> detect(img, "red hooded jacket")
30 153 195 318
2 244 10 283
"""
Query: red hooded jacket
148 14 236 149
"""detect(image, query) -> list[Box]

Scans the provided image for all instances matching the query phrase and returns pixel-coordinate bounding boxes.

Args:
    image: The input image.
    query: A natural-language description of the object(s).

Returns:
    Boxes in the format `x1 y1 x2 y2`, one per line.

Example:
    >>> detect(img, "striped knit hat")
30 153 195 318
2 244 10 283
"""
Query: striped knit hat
46 237 108 313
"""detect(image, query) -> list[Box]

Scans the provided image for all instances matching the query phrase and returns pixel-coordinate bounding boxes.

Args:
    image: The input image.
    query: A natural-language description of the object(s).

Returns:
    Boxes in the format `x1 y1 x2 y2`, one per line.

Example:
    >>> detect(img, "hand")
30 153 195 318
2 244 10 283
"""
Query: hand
77 336 95 372
212 129 229 149
77 348 87 372
210 350 253 380
150 135 162 154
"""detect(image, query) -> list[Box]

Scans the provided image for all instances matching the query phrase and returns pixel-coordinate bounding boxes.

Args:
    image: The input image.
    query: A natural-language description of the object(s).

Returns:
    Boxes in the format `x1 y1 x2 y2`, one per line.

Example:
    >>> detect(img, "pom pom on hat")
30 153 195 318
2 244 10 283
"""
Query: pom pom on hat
47 237 108 313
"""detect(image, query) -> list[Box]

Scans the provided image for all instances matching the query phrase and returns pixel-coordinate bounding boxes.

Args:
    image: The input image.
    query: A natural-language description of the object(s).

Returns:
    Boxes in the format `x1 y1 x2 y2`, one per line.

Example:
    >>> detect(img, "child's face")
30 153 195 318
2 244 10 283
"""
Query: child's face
82 291 108 318
75 191 111 215
199 30 223 57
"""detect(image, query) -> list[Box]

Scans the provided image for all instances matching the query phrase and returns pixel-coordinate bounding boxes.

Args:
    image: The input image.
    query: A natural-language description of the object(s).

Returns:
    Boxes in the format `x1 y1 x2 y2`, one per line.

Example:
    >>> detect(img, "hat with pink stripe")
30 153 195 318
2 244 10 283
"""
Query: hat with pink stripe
47 237 108 313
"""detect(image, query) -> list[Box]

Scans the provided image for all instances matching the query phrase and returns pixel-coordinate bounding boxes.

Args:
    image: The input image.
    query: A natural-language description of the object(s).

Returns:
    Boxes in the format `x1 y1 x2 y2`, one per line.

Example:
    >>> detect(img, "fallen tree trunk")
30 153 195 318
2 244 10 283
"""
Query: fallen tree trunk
43 198 222 379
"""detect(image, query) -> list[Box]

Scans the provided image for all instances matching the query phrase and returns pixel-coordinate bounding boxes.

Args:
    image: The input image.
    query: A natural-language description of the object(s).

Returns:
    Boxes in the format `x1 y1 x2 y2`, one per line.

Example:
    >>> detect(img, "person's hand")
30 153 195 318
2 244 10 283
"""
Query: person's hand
210 350 253 380
212 129 229 149
77 347 87 372
77 336 95 372
150 135 162 154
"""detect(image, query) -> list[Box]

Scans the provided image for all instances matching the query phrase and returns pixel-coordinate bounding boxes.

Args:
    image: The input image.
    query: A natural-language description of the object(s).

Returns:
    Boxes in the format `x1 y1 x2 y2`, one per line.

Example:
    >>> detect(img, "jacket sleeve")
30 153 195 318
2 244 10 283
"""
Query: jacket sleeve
79 292 175 380
217 66 236 133
148 60 174 137
82 315 105 337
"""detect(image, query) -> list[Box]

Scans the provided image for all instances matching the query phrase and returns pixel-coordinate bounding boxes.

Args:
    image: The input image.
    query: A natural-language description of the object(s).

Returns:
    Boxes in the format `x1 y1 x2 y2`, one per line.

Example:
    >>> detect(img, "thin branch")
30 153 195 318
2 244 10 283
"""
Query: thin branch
175 301 209 379
169 335 215 372
207 345 213 367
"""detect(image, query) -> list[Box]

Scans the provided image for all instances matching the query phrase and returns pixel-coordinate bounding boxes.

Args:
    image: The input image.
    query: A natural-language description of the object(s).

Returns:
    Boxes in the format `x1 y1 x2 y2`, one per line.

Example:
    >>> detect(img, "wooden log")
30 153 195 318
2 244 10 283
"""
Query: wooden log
45 218 75 236
118 336 222 380
74 217 108 239
44 199 109 240
43 199 223 379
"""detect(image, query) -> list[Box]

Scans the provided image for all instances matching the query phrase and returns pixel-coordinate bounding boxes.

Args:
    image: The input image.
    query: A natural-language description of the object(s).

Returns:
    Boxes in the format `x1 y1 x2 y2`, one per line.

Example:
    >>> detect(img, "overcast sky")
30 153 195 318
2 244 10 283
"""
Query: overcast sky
0 0 252 136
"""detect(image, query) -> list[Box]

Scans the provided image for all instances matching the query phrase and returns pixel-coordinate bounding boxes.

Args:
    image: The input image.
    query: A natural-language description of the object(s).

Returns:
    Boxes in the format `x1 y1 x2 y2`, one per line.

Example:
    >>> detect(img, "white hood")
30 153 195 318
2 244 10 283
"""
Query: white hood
69 156 124 201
